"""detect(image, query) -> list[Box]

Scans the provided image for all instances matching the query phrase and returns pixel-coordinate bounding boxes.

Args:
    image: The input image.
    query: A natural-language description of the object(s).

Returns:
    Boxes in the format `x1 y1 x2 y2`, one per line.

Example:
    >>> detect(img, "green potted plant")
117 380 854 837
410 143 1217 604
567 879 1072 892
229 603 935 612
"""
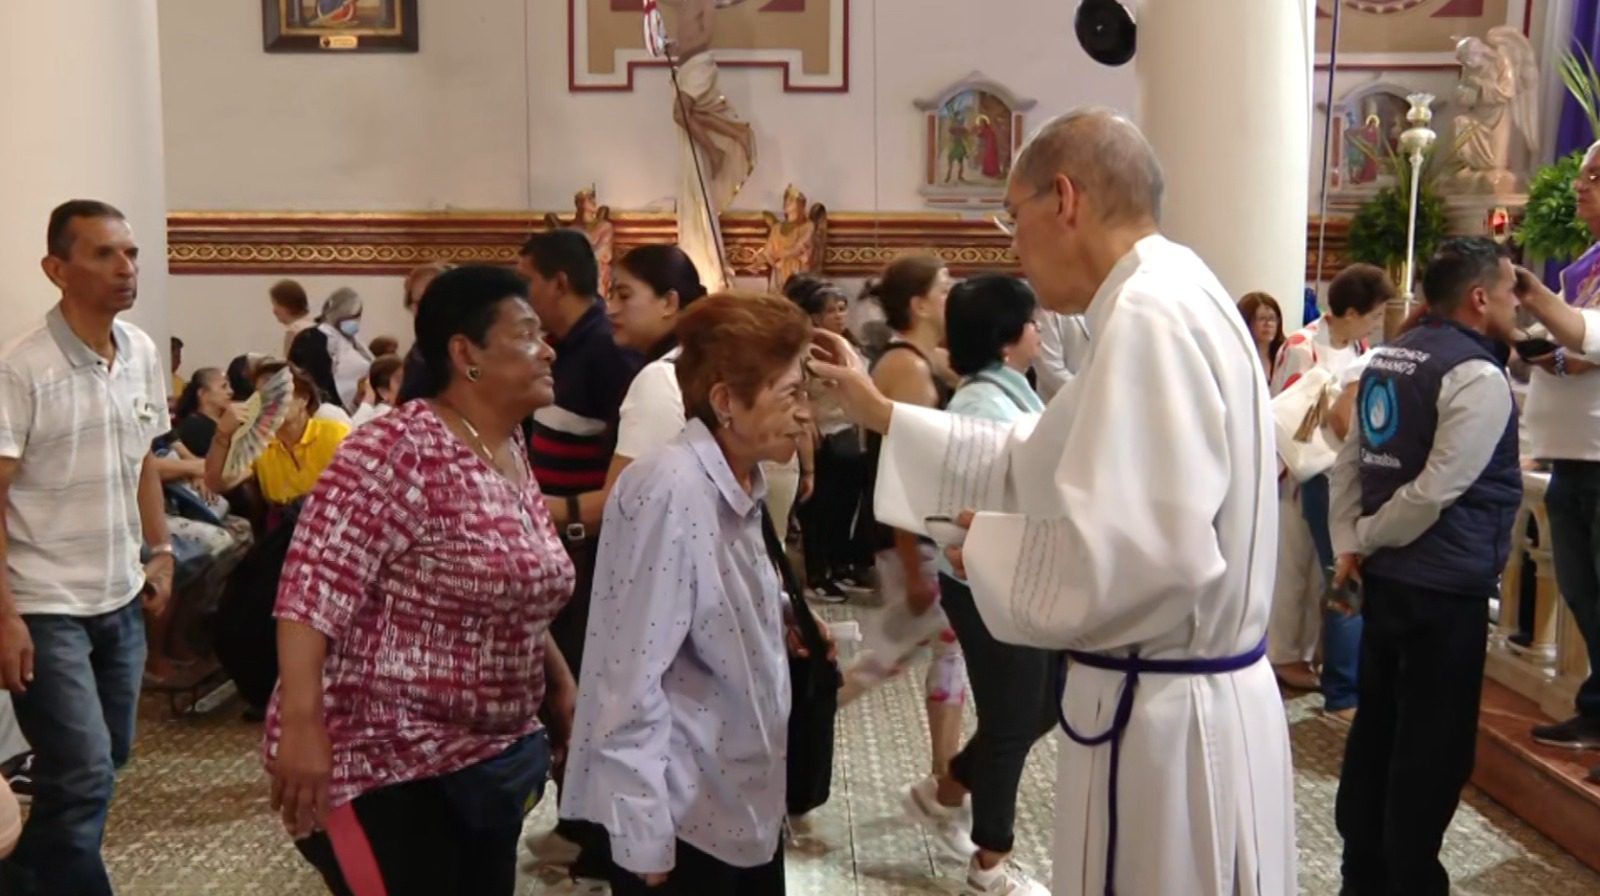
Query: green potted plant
1346 135 1457 282
1516 49 1600 266
1518 150 1592 265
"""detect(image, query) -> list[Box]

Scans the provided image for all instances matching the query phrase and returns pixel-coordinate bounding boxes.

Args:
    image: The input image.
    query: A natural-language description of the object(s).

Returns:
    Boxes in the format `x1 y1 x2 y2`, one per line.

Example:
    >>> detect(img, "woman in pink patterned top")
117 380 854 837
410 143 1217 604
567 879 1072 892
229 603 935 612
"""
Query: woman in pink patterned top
265 266 577 896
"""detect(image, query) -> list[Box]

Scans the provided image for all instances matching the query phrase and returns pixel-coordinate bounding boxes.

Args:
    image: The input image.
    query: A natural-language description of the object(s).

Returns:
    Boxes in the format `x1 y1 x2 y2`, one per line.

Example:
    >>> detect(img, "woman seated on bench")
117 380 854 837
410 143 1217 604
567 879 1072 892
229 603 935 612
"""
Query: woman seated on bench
204 362 350 522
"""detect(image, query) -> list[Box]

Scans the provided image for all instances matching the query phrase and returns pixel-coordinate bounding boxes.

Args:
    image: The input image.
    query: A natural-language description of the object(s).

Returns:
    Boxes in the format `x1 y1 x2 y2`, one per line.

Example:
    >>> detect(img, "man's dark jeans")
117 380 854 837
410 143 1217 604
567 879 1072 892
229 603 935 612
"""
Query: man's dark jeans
2 599 145 896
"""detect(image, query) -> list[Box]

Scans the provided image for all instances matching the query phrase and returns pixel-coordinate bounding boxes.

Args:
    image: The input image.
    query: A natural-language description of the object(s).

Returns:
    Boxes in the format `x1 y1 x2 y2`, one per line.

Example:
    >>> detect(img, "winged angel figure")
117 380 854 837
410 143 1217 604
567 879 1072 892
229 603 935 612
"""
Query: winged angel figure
545 187 615 296
1452 25 1540 194
758 184 828 292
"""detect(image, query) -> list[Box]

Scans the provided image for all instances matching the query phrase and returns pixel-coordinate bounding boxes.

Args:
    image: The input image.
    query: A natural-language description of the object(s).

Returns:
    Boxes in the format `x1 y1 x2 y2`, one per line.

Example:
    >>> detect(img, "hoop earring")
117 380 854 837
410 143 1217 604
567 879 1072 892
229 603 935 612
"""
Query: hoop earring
466 366 482 383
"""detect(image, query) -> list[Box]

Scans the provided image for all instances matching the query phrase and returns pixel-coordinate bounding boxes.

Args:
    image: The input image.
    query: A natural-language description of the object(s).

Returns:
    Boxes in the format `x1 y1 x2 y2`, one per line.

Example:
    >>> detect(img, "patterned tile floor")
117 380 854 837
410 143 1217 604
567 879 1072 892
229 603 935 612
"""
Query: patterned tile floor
98 603 1600 895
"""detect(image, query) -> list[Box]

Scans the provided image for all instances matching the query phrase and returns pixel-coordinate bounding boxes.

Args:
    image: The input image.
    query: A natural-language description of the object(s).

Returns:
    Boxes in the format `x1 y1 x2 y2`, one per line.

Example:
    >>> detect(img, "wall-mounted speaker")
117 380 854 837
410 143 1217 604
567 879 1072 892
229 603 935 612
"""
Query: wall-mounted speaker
1075 0 1136 67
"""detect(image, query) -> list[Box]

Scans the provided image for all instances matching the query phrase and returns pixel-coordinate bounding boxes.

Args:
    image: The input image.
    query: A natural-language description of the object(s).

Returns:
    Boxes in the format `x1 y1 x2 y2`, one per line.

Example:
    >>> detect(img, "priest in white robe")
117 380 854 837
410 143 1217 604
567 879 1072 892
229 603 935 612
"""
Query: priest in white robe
810 108 1295 896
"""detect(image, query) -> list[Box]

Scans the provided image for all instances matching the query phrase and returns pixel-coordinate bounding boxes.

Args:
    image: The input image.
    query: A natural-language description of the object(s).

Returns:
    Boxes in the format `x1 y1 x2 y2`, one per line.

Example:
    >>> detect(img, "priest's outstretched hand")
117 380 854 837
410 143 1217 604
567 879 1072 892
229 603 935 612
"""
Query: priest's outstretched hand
1514 264 1589 351
807 330 894 435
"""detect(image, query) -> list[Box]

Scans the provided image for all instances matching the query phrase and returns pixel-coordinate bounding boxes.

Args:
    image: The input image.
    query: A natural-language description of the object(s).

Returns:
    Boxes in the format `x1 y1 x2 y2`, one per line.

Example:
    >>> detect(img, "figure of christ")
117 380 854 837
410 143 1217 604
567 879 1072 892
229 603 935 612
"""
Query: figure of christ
662 0 756 181
660 0 757 290
976 115 1004 180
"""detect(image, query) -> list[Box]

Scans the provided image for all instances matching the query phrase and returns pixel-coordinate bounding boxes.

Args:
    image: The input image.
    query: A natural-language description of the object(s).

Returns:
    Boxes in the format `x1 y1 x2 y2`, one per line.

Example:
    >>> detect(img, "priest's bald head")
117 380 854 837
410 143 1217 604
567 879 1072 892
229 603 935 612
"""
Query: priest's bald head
1005 108 1164 314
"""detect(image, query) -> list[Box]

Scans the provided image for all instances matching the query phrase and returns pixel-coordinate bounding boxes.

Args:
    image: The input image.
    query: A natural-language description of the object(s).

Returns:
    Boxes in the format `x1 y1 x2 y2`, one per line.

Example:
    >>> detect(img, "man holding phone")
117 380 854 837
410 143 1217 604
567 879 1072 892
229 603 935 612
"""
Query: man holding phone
1329 237 1522 896
1504 142 1600 770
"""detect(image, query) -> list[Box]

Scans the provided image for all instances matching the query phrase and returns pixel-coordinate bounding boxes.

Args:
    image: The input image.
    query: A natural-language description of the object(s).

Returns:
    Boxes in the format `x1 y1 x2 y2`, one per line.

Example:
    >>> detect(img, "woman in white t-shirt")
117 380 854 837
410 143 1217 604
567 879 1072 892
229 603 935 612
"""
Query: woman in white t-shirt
604 246 709 485
605 248 815 542
1268 263 1391 719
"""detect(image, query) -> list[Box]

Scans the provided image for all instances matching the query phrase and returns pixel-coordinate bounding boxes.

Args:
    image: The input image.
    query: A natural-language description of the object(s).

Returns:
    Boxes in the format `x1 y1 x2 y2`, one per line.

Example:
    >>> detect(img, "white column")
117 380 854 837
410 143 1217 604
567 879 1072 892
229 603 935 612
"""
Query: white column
0 0 170 348
1136 0 1314 327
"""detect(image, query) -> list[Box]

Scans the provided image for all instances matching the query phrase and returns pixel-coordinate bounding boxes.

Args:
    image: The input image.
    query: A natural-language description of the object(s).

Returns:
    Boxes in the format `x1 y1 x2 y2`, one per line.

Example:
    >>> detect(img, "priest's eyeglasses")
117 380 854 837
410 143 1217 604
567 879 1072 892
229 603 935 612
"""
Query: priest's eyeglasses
994 185 1053 237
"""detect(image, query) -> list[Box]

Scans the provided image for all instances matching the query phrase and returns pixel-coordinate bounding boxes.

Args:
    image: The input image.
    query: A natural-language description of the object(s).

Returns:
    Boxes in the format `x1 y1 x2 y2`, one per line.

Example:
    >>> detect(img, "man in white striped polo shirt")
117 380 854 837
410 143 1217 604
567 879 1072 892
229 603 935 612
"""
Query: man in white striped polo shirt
0 200 175 896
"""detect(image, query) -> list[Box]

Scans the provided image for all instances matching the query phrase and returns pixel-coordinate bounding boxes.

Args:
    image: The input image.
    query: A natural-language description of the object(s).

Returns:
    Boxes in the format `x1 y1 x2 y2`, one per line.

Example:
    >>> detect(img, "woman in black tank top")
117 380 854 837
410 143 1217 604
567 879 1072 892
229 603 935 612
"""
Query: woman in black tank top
862 257 959 551
857 255 969 783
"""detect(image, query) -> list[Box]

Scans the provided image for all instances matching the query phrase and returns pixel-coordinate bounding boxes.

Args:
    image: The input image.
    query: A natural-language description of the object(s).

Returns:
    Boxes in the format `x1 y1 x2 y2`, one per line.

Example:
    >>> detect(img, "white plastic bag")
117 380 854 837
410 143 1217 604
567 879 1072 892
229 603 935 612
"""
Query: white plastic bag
1272 366 1339 482
838 548 961 705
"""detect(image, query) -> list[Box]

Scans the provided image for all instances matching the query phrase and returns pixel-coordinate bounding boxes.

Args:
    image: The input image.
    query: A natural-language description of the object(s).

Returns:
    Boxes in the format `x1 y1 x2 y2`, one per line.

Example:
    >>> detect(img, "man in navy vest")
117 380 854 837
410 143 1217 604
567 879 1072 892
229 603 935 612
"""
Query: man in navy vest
1328 237 1522 896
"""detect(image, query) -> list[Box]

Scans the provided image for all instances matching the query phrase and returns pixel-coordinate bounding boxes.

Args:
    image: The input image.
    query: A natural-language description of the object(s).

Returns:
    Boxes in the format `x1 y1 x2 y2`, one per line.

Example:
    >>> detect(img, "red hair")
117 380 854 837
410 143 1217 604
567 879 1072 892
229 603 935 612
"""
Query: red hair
675 292 812 428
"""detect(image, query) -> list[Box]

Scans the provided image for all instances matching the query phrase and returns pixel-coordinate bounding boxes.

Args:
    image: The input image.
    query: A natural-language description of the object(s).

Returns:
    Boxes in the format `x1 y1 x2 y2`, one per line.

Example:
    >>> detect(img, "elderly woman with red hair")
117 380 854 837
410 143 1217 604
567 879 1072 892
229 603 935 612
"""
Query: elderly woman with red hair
561 292 823 895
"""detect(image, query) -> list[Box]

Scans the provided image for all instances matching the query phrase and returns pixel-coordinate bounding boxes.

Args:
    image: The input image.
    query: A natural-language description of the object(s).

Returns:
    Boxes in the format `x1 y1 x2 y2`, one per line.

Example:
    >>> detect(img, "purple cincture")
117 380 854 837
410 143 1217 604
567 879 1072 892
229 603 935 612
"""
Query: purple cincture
1055 638 1269 896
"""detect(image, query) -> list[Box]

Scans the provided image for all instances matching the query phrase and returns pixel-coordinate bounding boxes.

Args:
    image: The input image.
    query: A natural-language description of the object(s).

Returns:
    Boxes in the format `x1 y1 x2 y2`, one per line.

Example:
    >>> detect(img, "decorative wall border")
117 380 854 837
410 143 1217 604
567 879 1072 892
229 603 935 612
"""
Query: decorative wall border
168 211 1350 282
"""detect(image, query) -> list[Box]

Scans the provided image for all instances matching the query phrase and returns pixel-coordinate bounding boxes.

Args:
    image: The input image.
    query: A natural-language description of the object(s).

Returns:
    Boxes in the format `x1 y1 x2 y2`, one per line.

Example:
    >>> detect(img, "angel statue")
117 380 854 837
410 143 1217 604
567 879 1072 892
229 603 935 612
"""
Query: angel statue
545 186 615 296
758 184 828 293
656 0 757 291
1452 25 1540 195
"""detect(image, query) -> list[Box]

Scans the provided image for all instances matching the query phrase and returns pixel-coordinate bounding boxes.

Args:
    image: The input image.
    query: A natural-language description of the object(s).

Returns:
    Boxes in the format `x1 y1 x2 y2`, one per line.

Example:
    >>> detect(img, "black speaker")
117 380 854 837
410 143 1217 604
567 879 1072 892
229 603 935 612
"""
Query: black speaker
1076 0 1136 67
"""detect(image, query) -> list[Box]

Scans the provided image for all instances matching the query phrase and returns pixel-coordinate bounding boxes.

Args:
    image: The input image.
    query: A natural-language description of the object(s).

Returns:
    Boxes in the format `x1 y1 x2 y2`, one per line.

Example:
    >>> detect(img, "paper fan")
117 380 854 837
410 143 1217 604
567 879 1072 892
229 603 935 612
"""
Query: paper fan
642 0 669 58
223 367 294 482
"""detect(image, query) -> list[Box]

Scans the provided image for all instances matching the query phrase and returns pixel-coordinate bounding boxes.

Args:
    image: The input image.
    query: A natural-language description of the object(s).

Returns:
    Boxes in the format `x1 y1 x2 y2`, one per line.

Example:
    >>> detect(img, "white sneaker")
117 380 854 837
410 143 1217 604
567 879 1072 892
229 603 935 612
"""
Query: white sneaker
523 827 582 865
901 776 976 859
965 855 1049 896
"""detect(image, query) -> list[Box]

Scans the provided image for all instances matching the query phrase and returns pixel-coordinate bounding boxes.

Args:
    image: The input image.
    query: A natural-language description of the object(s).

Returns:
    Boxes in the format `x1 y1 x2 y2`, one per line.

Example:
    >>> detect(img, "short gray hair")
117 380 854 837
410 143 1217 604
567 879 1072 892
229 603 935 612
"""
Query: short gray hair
1013 108 1164 226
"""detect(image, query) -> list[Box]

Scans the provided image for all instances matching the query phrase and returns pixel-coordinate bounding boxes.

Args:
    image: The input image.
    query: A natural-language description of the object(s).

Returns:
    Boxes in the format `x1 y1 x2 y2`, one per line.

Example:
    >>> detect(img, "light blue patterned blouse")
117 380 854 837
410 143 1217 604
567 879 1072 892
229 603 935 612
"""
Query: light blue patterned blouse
560 418 790 874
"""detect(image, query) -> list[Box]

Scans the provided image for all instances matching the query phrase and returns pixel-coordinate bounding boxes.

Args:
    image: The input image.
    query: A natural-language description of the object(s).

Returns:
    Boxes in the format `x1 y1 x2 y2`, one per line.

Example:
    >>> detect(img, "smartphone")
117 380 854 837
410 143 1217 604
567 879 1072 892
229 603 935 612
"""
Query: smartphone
924 515 969 547
1323 571 1363 617
1514 337 1559 361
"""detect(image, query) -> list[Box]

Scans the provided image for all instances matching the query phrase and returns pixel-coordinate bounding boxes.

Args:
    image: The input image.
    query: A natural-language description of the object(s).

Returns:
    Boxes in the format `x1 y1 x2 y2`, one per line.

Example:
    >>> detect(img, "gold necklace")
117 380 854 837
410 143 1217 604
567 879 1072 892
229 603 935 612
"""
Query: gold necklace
438 401 501 469
438 401 534 533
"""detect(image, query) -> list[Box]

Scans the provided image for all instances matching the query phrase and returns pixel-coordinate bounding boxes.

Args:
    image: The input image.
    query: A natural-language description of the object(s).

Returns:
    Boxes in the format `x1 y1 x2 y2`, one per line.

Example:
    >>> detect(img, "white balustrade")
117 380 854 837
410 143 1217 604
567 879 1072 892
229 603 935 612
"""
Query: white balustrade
1488 470 1589 720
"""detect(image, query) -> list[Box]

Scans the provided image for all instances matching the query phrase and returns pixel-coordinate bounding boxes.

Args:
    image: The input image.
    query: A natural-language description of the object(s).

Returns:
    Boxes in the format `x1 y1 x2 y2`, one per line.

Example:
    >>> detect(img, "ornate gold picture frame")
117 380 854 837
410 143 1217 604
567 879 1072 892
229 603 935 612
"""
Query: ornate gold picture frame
263 0 419 54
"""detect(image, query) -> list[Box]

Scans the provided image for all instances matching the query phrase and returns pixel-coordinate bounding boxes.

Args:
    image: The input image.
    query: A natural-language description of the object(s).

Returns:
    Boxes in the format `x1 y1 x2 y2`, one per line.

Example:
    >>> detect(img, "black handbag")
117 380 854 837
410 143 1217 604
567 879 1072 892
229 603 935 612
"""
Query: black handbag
822 425 865 461
760 508 840 817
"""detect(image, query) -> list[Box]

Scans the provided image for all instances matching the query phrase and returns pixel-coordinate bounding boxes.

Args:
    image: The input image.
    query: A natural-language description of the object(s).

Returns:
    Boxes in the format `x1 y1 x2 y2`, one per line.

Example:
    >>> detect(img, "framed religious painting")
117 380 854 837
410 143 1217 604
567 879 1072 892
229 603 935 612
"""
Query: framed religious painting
570 0 848 92
1314 0 1530 69
263 0 419 53
915 74 1035 208
1325 83 1414 194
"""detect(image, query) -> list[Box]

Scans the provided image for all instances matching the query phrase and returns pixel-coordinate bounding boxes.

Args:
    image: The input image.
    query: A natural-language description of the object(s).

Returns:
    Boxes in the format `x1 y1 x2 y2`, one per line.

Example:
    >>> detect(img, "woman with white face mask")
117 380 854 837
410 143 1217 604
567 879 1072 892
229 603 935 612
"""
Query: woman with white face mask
289 287 374 412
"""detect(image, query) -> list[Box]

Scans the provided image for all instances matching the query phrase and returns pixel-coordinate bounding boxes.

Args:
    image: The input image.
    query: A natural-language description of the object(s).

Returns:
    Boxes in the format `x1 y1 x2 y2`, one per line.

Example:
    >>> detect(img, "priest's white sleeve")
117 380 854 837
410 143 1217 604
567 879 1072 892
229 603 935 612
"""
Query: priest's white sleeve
874 406 1035 534
1582 308 1600 361
961 301 1233 651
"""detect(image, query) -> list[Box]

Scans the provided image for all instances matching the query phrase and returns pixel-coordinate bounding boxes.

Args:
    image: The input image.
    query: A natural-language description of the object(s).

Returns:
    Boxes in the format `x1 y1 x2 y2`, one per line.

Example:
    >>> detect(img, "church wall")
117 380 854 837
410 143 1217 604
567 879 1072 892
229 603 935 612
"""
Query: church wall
158 0 1134 368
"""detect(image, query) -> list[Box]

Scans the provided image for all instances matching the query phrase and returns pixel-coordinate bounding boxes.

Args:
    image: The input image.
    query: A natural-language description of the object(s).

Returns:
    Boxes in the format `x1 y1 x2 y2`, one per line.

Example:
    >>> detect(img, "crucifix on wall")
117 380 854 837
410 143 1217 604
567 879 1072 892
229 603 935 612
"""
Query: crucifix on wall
568 0 848 91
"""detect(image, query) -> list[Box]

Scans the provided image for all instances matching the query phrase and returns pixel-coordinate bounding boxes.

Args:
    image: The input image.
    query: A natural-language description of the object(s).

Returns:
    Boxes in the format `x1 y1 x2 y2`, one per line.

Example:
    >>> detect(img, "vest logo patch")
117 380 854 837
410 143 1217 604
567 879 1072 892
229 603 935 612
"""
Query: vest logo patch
1362 377 1400 448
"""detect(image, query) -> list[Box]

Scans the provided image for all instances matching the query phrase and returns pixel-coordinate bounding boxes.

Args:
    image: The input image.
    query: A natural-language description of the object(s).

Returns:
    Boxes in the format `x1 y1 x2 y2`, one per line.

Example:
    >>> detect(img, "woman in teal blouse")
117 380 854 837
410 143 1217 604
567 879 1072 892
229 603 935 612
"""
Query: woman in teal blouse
908 274 1055 896
943 277 1048 424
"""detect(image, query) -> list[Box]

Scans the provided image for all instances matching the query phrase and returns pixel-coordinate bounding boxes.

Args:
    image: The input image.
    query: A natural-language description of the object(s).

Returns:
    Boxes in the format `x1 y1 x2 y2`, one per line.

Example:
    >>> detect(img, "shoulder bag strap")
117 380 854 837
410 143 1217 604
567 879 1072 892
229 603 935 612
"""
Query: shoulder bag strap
759 507 827 658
